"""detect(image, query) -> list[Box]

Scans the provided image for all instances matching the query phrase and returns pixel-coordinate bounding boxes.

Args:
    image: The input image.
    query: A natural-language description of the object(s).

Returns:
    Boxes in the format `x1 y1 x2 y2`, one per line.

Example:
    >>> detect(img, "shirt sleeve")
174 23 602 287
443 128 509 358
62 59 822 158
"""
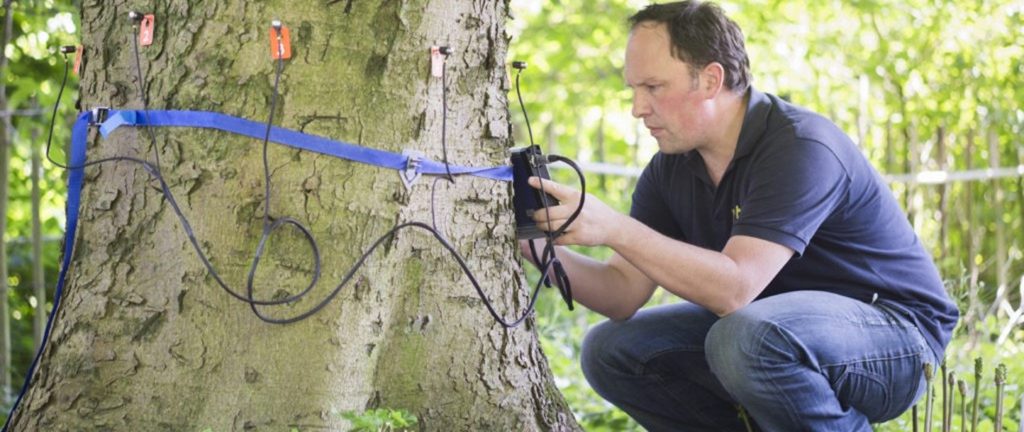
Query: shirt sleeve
630 155 685 240
731 139 849 256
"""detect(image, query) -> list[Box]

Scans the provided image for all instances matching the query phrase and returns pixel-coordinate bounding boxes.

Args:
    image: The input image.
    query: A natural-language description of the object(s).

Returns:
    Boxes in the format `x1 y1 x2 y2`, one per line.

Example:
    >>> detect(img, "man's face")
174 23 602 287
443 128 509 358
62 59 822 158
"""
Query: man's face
624 23 709 154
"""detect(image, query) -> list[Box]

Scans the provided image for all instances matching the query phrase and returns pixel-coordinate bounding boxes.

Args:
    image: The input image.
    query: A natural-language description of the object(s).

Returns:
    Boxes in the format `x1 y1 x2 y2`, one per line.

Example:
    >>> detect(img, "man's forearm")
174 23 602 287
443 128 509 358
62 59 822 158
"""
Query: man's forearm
521 240 654 320
606 215 791 316
520 177 791 318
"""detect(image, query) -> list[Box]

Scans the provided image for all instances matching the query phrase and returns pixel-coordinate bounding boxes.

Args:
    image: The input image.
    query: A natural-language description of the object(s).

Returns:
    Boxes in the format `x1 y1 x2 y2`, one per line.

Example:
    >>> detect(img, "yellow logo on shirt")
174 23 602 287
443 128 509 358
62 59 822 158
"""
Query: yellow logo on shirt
732 205 742 221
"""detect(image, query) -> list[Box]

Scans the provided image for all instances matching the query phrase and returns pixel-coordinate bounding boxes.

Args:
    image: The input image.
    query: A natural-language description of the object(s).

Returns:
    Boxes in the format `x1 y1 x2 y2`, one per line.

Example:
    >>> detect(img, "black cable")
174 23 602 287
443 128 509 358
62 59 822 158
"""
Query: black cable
325 221 554 328
46 51 319 310
514 68 552 288
514 69 536 148
513 66 581 310
45 33 562 327
543 154 586 308
423 62 554 327
439 51 454 183
10 40 590 432
243 30 331 323
47 92 540 328
430 175 449 237
44 54 71 169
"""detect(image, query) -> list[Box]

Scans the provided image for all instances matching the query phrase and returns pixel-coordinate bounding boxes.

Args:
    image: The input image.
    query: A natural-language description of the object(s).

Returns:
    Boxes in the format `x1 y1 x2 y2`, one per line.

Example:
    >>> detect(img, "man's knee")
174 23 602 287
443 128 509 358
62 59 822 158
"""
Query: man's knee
580 320 628 387
583 303 722 399
704 305 795 392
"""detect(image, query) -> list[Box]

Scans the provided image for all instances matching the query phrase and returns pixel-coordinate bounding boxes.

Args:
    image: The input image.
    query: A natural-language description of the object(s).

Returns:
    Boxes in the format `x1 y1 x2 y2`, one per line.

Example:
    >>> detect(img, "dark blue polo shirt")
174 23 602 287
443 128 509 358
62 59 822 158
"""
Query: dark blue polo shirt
630 88 958 358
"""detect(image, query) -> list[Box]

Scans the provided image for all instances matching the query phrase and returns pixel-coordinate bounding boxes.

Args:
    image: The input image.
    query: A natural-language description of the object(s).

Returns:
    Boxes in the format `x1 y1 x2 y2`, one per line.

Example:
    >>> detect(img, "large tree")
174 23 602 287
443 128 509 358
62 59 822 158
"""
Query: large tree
7 1 579 430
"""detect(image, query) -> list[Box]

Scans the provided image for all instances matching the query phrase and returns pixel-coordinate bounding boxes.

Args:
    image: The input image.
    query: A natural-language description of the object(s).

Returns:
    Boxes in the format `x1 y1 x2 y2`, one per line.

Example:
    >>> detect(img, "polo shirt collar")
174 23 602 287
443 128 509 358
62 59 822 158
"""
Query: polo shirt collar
682 87 772 183
734 87 771 160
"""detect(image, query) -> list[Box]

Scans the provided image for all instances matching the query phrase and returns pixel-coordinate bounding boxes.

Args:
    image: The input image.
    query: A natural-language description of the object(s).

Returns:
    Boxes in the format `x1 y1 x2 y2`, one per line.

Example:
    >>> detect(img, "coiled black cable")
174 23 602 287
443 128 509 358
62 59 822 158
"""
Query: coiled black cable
46 37 325 321
242 27 327 322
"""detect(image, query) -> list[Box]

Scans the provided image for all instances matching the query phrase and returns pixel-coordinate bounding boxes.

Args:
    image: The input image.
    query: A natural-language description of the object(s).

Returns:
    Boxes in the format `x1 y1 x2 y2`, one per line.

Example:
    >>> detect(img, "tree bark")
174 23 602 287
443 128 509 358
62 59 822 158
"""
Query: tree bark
7 1 580 430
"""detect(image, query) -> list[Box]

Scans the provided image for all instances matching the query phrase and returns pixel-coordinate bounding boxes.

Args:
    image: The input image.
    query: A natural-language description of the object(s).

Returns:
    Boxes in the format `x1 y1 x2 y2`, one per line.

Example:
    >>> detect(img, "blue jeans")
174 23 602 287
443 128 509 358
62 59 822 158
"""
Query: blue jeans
580 291 936 432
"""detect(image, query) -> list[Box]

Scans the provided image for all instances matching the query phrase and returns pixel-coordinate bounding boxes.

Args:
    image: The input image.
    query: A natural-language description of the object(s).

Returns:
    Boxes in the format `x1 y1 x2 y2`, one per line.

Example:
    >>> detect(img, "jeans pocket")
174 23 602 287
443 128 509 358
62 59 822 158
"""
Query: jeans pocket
831 366 891 420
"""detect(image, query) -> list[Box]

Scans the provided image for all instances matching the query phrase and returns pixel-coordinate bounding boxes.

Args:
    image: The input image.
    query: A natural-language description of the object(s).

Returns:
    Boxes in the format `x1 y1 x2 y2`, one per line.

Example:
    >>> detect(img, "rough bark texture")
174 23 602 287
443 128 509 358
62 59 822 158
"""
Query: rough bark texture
8 1 580 430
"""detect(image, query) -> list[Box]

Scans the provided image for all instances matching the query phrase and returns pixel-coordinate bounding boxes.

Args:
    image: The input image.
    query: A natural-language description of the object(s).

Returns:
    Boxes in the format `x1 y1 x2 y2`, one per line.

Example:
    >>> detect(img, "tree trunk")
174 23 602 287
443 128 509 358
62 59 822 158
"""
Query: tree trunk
7 1 579 431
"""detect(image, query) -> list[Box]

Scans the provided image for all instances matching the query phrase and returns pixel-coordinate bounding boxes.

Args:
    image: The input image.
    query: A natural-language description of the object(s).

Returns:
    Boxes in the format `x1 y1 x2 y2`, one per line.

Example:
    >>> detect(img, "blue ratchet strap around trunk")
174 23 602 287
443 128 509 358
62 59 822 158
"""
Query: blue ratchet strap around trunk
3 111 90 431
99 109 513 182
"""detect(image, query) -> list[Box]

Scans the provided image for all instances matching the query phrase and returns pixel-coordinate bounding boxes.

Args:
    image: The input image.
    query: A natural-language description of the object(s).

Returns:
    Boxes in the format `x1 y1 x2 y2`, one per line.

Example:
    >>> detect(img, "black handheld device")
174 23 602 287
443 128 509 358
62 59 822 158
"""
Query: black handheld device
511 145 559 239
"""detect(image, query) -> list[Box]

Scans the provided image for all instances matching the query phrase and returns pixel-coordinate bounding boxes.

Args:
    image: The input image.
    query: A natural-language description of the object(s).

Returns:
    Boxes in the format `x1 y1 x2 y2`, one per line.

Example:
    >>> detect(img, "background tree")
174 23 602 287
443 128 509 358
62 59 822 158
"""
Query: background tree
5 1 579 430
0 0 77 410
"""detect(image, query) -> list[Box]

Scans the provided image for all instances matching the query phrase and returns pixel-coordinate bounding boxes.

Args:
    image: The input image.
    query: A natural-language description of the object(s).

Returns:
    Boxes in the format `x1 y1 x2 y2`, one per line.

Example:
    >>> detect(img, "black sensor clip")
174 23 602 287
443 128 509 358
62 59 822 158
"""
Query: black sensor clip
511 145 559 239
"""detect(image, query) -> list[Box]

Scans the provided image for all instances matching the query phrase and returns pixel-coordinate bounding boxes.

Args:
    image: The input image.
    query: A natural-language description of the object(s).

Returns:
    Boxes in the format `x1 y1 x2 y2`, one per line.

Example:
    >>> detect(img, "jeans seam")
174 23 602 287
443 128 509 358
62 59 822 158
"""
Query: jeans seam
818 350 925 369
768 312 929 368
593 349 741 431
767 314 927 421
596 345 702 378
639 346 704 369
751 320 805 429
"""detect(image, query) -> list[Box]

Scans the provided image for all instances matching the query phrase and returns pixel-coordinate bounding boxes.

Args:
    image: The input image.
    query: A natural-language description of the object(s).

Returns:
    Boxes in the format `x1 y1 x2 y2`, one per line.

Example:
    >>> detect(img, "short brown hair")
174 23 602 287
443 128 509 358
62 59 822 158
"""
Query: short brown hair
629 1 752 92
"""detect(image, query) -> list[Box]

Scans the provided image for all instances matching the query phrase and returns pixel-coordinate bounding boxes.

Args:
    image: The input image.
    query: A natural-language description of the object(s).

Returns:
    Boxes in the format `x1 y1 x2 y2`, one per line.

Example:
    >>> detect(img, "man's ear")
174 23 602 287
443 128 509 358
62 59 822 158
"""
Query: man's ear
701 62 725 99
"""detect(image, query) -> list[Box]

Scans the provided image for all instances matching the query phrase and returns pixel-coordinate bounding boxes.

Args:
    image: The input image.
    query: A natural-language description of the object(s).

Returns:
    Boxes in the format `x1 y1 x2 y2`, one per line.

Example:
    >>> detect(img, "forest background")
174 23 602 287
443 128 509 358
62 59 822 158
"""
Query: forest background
2 0 1022 430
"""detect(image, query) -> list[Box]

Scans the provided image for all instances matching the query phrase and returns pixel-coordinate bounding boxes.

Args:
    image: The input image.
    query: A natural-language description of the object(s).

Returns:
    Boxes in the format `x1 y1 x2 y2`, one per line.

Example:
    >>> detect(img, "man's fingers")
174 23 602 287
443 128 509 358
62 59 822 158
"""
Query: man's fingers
551 232 575 246
535 216 569 232
530 204 568 221
528 176 577 200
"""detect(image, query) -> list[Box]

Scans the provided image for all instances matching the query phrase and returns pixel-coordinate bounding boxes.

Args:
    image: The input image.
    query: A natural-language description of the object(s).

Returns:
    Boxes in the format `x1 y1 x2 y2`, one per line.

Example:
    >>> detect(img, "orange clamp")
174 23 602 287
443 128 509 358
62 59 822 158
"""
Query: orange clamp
139 14 155 46
269 24 292 60
73 45 83 76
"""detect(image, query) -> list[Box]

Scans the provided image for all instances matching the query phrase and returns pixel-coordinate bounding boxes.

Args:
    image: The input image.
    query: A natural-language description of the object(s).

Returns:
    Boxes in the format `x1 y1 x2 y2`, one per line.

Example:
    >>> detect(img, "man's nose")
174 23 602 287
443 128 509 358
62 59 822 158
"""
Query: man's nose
631 92 650 118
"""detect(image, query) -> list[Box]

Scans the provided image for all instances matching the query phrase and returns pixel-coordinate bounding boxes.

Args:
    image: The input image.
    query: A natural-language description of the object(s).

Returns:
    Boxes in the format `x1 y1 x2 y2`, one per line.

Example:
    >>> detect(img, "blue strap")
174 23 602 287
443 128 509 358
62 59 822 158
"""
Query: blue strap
1 109 511 428
2 108 512 429
3 111 90 431
100 110 513 182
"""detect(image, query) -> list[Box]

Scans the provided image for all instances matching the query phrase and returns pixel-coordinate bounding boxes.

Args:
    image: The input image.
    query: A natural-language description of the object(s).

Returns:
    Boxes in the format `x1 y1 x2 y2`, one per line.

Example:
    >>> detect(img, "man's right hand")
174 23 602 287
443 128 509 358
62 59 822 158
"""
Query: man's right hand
515 178 660 320
527 176 625 248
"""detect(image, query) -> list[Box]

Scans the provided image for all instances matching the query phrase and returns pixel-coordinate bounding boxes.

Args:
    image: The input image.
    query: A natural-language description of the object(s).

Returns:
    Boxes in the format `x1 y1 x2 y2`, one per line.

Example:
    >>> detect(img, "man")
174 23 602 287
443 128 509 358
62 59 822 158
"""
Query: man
521 1 959 431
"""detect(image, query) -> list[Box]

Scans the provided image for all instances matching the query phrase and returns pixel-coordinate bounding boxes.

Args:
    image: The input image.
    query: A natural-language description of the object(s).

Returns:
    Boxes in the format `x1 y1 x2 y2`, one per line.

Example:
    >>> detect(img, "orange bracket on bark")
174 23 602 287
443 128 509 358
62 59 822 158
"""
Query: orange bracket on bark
73 45 83 75
270 21 292 60
139 14 155 46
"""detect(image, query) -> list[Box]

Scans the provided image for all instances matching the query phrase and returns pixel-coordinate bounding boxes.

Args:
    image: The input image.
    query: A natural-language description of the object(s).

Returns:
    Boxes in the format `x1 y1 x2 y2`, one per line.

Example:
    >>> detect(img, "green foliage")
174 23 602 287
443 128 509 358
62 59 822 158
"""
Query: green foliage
533 287 643 431
340 408 418 432
2 0 78 401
